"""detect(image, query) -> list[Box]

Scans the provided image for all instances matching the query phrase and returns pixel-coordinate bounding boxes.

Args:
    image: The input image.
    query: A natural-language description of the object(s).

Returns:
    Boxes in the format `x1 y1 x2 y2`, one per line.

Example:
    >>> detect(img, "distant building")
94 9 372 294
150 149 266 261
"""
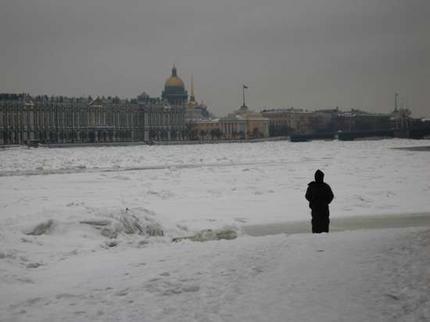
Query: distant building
193 119 222 140
262 106 409 137
219 113 247 140
0 92 186 145
220 104 269 139
136 92 186 141
180 75 269 141
261 108 313 136
336 109 392 132
0 66 195 145
390 108 411 131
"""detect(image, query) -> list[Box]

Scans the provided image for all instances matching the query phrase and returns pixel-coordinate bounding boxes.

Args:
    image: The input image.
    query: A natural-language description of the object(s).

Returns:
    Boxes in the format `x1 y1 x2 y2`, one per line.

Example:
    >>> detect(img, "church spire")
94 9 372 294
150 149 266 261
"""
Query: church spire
189 74 196 103
172 65 177 77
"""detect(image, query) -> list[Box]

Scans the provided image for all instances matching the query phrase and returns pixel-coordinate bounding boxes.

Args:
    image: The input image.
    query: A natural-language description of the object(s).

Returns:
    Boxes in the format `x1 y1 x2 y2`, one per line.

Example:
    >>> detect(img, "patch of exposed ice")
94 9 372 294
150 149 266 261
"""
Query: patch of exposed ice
173 228 238 242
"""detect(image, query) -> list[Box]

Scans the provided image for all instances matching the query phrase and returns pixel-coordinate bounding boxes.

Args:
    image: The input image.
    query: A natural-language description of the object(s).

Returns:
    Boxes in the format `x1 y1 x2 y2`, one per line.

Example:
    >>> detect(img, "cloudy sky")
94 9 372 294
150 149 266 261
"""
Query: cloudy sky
1 0 429 117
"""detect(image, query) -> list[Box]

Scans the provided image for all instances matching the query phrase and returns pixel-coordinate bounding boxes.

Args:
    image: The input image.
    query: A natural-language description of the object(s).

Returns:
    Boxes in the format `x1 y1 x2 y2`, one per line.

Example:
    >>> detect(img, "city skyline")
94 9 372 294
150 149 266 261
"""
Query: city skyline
1 0 429 117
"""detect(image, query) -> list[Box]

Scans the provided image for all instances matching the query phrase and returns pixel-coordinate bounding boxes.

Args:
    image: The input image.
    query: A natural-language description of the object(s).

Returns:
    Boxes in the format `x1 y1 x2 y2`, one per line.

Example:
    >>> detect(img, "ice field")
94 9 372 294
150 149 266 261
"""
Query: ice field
1 139 430 321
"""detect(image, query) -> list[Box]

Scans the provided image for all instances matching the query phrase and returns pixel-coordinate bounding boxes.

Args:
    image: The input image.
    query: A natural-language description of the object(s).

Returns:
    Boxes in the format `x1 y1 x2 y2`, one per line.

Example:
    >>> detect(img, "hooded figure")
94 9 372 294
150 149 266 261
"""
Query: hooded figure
305 170 334 233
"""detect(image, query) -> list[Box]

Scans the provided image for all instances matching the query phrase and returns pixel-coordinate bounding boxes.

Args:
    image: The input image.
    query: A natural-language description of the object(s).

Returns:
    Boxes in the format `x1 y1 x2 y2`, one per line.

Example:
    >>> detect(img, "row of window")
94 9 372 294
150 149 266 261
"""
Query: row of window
0 107 185 130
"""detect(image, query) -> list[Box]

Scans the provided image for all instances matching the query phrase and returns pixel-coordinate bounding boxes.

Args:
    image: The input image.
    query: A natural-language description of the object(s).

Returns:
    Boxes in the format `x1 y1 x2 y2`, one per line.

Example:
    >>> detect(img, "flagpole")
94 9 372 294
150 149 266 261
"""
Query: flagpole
242 85 246 107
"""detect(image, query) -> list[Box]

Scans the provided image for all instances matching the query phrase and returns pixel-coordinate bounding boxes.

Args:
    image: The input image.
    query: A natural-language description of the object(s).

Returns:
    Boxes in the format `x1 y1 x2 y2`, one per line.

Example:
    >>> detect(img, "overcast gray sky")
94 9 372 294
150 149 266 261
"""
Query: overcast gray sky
1 0 429 117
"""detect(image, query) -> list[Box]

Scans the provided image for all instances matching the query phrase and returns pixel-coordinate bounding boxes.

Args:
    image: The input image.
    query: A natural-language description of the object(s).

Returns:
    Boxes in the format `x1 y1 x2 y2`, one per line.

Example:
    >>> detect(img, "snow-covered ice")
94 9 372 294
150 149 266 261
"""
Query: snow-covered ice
1 139 429 321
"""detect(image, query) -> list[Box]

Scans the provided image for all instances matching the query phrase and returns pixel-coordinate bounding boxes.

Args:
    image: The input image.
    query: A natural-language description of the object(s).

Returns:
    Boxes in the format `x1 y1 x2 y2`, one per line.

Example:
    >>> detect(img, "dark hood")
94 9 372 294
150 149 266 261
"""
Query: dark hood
314 169 324 183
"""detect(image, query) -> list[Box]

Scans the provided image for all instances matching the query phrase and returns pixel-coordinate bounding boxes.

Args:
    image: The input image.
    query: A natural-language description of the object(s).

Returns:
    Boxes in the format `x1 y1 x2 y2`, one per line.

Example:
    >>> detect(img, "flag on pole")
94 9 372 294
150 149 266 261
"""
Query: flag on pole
243 84 248 89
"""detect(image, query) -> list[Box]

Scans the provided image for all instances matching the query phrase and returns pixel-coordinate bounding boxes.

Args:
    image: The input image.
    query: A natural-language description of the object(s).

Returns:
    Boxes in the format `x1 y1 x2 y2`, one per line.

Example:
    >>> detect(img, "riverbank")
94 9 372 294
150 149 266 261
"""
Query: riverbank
1 226 429 321
37 136 289 148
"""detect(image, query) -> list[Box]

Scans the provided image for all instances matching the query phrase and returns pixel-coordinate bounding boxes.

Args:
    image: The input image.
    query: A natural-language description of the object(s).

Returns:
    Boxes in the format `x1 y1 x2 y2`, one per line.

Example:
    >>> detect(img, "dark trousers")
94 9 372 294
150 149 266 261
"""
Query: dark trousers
311 209 330 233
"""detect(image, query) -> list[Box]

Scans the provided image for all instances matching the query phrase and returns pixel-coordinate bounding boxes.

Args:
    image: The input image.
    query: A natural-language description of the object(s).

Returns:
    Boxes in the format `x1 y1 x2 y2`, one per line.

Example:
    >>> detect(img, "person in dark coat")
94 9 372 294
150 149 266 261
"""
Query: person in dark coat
305 170 334 233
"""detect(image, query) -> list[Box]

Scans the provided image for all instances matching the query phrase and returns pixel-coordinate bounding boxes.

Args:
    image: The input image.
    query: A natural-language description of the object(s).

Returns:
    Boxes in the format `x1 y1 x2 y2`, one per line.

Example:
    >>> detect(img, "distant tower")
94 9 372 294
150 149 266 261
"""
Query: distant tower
185 75 211 120
240 84 248 112
189 74 197 107
161 65 188 106
394 92 399 112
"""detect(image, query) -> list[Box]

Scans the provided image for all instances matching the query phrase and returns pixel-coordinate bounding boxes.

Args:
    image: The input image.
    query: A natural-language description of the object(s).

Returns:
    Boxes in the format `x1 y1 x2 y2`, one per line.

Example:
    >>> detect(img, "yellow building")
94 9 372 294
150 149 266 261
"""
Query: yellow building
194 119 222 140
219 114 247 139
232 105 269 139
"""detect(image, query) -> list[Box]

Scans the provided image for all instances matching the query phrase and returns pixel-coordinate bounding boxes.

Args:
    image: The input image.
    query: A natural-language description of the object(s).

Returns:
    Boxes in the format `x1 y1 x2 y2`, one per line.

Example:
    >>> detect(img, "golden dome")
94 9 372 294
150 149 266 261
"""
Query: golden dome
164 65 185 89
165 76 184 88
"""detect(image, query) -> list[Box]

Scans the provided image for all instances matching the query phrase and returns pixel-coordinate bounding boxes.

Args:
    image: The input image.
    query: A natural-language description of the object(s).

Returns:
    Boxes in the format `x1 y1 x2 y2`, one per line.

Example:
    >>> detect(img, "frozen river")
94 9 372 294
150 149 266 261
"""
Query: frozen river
1 138 430 232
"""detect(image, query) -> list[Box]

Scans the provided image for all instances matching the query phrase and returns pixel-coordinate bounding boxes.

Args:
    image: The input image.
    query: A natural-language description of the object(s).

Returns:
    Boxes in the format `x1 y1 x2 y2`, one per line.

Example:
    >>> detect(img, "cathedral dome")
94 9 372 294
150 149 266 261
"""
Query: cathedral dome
164 66 185 89
161 65 188 106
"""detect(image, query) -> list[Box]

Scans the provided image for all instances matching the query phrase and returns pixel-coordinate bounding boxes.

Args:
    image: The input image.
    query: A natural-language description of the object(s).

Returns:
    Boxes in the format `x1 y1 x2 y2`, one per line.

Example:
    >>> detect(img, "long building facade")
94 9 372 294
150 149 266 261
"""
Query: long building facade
0 93 186 145
0 66 193 145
